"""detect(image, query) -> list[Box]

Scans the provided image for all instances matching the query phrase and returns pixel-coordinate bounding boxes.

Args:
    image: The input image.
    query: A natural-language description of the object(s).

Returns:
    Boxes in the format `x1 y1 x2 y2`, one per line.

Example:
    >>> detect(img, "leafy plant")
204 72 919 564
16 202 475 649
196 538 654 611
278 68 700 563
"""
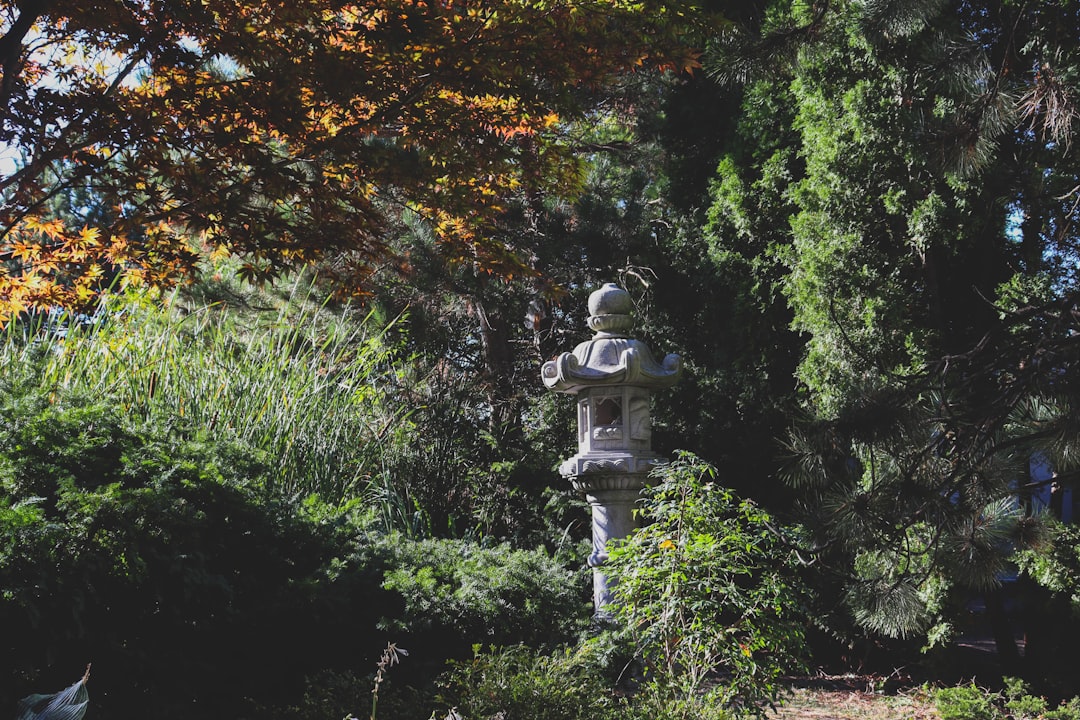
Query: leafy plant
437 645 628 720
16 666 91 720
378 535 592 664
933 684 999 720
1012 518 1080 695
0 391 391 719
0 0 707 318
931 679 1080 720
437 642 744 720
1004 677 1048 719
1016 520 1080 610
606 452 808 715
1048 698 1080 720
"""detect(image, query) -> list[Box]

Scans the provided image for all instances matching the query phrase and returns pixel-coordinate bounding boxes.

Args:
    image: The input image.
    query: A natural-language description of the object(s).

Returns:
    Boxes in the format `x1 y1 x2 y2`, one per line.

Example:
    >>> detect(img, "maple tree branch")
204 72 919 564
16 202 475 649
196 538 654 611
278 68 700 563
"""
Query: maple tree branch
0 161 100 245
0 35 149 240
0 1 52 108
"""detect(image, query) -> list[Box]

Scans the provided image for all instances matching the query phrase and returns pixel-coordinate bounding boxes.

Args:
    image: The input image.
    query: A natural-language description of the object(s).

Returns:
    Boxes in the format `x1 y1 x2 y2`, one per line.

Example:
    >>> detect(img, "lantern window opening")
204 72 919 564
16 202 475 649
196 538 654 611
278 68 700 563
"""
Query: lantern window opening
595 396 623 427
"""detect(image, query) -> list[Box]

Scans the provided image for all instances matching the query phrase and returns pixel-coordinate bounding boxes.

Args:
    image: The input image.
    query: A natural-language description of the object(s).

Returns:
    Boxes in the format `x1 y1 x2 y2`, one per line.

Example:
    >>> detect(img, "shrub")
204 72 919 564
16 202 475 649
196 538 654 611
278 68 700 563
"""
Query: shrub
436 645 628 720
1004 677 1048 719
0 280 597 718
1048 698 1080 720
1014 520 1080 697
623 688 736 720
434 643 737 720
606 451 808 715
1002 677 1080 720
0 391 390 719
933 684 999 720
378 535 593 666
0 383 596 718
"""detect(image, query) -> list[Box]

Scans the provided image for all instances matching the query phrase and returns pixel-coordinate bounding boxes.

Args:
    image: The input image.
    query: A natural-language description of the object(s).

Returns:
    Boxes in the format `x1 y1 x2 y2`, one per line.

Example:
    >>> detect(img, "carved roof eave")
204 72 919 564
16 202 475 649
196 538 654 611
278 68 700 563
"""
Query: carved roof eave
541 341 682 394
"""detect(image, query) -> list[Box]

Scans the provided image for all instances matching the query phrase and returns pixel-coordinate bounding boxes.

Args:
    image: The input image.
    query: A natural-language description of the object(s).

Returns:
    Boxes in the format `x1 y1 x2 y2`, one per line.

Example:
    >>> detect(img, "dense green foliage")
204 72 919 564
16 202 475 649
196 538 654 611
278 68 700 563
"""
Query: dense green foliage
0 390 365 718
380 536 591 662
438 645 632 720
933 678 1080 720
607 453 808 715
0 301 592 718
688 0 1080 676
437 643 749 720
935 684 1002 720
1 278 403 502
1012 520 1080 695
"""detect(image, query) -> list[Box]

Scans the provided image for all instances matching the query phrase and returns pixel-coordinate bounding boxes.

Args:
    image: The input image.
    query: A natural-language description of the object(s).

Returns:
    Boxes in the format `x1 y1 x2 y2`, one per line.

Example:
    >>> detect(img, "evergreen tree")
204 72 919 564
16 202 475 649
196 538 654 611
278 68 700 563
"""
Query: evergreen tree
700 0 1080 674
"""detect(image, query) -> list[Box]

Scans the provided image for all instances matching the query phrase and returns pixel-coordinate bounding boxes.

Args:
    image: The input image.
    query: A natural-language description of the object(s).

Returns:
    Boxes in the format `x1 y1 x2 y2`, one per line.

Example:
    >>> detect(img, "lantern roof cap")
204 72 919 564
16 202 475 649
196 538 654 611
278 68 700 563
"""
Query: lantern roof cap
541 283 681 393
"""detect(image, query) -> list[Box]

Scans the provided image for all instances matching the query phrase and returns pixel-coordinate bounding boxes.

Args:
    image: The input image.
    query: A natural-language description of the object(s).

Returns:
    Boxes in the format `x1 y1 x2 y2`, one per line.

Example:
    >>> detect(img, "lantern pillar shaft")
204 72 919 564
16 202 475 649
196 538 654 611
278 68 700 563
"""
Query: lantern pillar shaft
586 487 639 611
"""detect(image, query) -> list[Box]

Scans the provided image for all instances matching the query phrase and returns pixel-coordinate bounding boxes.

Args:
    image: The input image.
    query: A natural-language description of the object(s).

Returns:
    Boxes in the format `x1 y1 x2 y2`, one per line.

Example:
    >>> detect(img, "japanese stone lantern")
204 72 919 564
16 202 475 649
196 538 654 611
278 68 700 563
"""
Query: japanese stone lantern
541 283 681 612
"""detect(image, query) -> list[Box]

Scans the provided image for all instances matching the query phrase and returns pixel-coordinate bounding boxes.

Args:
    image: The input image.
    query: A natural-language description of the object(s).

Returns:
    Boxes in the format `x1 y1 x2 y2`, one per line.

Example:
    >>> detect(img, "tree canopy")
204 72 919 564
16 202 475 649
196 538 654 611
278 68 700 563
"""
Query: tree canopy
700 0 1080 653
0 0 708 321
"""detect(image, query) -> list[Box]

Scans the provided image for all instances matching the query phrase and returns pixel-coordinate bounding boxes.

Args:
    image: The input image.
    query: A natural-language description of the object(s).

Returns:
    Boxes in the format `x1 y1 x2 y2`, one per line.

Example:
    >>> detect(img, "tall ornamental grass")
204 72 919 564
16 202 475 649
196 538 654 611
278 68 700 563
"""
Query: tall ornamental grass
0 277 407 502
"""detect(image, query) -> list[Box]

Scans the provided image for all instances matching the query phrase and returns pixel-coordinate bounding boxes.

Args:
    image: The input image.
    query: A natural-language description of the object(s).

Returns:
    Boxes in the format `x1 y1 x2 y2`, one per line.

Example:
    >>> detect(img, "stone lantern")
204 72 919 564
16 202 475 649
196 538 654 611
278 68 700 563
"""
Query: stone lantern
541 283 681 612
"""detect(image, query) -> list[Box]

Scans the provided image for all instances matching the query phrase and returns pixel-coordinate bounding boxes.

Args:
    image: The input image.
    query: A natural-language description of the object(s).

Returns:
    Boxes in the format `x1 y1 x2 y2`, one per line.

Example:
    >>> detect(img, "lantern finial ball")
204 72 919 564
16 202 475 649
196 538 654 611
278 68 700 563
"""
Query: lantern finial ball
587 283 635 337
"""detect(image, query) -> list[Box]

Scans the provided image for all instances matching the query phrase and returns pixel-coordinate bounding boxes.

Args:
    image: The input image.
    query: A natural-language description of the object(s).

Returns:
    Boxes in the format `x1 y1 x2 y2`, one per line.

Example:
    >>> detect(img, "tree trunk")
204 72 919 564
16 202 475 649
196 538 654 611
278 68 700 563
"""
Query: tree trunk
468 295 522 445
984 587 1022 675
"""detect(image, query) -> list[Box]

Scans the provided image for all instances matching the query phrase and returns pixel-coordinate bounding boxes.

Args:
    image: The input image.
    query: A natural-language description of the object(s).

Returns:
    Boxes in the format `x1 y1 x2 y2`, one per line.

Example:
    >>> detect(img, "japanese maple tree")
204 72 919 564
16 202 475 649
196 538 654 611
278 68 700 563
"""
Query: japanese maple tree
0 0 705 320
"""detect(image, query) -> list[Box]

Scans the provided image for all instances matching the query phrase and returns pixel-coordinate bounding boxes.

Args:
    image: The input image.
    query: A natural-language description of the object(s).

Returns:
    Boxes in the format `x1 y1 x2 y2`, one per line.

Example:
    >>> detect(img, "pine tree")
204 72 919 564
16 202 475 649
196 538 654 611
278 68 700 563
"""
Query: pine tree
700 0 1080 667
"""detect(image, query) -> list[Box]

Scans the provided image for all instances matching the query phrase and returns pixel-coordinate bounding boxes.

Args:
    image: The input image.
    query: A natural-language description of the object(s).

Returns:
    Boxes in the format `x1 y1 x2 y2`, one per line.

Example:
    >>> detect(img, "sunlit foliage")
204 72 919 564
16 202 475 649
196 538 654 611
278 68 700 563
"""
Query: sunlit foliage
0 0 711 321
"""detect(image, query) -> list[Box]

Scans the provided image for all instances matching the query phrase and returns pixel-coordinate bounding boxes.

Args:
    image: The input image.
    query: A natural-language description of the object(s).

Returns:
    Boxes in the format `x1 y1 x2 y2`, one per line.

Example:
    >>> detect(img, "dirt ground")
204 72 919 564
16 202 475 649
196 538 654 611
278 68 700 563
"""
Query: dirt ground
767 676 941 720
766 617 1019 719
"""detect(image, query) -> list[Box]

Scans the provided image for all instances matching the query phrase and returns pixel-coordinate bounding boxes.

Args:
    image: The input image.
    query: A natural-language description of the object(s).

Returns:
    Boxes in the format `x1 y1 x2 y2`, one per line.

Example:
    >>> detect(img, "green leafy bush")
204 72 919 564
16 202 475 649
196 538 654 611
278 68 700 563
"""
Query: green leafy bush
378 535 592 665
1048 698 1080 720
1014 519 1080 696
434 643 738 720
437 645 629 720
1004 677 1048 719
2 278 565 541
0 391 391 719
931 679 1080 720
1 383 597 718
606 451 808 715
933 684 999 720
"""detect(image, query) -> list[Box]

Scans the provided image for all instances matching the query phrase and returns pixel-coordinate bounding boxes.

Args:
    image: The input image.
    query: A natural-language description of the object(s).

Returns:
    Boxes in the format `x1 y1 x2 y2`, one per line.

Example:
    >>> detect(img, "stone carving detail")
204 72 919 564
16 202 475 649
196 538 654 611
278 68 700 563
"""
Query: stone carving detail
629 394 650 441
582 457 629 473
592 426 623 440
570 474 647 494
540 339 681 394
